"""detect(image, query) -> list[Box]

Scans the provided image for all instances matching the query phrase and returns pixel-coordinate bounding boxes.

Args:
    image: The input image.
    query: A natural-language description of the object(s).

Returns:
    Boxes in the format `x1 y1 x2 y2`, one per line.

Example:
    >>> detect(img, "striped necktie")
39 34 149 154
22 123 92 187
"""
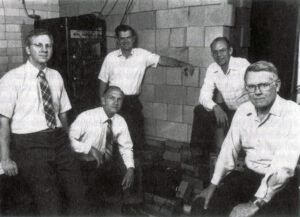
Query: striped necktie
105 118 114 160
38 70 56 129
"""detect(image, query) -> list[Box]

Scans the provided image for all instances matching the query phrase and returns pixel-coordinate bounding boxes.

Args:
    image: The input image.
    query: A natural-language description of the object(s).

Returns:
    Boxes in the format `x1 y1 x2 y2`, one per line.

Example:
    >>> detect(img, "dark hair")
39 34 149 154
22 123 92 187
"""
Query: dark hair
103 86 124 97
115 24 136 38
25 29 53 47
244 61 278 80
210 37 231 50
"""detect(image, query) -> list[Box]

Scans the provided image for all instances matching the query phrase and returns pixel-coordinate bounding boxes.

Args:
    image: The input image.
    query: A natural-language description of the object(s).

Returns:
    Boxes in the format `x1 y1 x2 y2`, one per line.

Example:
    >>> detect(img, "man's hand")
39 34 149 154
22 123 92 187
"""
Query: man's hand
2 159 18 176
229 202 259 217
122 167 134 190
181 63 195 76
194 183 217 210
89 147 104 168
213 104 229 128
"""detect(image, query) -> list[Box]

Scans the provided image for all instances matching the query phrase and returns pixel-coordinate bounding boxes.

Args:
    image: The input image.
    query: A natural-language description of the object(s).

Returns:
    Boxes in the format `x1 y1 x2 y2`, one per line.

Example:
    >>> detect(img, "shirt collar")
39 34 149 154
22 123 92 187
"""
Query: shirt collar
117 48 134 57
25 60 47 78
246 95 282 118
100 107 115 124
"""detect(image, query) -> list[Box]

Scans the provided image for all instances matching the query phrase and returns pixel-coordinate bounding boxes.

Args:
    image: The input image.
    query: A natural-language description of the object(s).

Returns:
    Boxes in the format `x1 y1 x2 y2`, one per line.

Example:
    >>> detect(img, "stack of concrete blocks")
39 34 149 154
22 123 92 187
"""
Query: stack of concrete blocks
59 0 252 144
0 0 59 78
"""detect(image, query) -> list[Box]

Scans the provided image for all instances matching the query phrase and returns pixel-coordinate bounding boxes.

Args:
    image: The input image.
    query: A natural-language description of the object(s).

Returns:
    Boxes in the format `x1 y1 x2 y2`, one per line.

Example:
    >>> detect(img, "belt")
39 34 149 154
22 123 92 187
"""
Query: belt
39 128 61 133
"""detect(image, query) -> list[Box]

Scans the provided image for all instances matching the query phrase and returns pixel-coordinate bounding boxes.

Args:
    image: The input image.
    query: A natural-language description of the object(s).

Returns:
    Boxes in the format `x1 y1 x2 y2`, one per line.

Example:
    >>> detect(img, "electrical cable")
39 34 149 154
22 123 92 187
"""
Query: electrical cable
100 0 108 14
120 0 133 24
22 0 40 20
103 0 119 19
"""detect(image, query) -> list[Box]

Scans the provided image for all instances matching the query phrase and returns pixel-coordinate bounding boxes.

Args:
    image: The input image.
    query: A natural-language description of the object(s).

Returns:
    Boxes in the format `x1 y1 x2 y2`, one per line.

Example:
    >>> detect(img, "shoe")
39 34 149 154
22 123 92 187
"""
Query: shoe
121 204 149 216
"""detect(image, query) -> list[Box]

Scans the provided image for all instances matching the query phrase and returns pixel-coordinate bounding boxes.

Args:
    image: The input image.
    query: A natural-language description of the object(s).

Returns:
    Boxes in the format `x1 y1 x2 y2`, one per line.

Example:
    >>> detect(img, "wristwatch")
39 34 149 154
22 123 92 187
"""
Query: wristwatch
250 197 266 208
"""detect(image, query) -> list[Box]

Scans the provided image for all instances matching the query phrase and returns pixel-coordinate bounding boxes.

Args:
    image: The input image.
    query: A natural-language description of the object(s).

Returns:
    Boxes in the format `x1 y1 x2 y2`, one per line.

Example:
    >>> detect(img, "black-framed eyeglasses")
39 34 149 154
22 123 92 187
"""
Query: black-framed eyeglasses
31 43 53 50
212 48 228 56
245 81 277 93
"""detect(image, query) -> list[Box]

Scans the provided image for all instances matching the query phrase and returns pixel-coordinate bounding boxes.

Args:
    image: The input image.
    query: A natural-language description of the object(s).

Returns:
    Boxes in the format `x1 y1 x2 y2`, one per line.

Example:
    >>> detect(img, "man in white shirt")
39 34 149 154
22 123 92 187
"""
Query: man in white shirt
70 86 144 215
0 29 86 216
190 37 250 167
192 61 300 217
99 24 194 153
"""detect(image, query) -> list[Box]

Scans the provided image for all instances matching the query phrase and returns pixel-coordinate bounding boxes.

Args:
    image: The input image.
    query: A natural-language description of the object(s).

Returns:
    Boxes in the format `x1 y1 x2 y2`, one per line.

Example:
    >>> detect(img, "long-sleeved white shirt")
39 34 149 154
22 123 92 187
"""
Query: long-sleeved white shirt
199 56 250 111
69 107 134 169
211 95 300 202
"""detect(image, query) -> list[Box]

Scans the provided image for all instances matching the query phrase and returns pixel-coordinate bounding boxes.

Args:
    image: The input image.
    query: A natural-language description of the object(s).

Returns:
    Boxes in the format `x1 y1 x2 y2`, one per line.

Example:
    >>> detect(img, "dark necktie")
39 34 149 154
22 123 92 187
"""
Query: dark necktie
38 70 56 129
105 118 114 160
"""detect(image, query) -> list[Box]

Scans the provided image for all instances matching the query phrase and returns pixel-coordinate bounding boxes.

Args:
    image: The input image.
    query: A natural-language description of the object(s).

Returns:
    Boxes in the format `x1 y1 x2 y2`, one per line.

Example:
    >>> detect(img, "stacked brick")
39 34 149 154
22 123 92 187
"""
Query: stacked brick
0 0 59 78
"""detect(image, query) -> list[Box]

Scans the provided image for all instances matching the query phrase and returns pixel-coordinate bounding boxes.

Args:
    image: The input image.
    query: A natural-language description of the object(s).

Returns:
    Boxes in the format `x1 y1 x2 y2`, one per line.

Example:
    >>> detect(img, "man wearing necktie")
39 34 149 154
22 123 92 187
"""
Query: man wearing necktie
69 86 141 215
0 29 86 216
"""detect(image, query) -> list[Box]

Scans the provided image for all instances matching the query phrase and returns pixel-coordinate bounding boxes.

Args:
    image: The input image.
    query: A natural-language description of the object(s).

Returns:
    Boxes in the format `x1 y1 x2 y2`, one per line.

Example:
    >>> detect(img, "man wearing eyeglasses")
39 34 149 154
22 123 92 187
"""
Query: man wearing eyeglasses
190 37 250 170
192 61 300 217
0 29 86 215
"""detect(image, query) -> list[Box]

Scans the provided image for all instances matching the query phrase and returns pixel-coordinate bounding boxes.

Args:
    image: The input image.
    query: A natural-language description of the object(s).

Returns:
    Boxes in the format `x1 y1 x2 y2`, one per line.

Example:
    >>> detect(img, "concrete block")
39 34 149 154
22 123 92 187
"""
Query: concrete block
47 12 59 19
137 29 156 50
129 11 156 30
235 0 252 8
155 85 186 105
168 0 184 8
199 67 207 87
153 0 168 10
4 16 25 25
144 68 154 84
184 0 202 6
189 6 205 27
152 67 166 85
5 32 21 40
170 28 185 47
145 118 157 137
157 120 188 142
2 0 23 8
189 47 214 68
0 40 7 48
0 48 7 56
165 139 185 152
204 4 235 26
186 87 200 106
157 8 189 28
0 16 5 24
6 24 20 32
8 56 23 64
142 101 153 118
105 14 123 32
156 28 170 49
0 8 3 16
145 136 166 148
187 124 192 144
183 66 199 87
0 32 5 40
7 48 23 56
236 7 251 26
153 103 167 120
106 36 117 50
205 26 230 47
156 47 188 63
139 0 153 11
140 84 155 102
166 67 182 85
59 4 79 17
8 63 20 70
0 24 4 32
7 40 22 48
183 105 194 124
240 27 250 47
186 27 204 47
167 104 183 122
5 8 20 16
0 56 8 64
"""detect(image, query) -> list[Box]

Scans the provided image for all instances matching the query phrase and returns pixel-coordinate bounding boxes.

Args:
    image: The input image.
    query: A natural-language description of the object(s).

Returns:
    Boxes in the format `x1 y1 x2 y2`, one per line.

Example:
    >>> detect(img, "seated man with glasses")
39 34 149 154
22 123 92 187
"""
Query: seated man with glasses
192 61 300 217
190 37 250 171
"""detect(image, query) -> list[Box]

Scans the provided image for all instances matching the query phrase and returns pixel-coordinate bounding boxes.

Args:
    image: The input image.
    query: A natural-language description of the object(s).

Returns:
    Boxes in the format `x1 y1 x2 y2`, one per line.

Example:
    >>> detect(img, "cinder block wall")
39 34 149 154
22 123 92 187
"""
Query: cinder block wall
60 0 252 143
0 0 59 77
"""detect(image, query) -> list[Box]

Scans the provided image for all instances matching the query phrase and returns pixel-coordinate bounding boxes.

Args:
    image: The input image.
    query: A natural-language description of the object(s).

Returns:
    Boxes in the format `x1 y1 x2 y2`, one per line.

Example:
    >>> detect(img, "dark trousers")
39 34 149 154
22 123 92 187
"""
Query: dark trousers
11 129 86 216
190 104 235 163
78 147 142 212
0 175 4 214
191 169 299 217
119 95 145 153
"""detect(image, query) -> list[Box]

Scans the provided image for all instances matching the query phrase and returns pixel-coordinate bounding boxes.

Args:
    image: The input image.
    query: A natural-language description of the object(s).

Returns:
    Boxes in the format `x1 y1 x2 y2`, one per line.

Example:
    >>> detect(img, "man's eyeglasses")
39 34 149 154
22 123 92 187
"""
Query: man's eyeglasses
212 48 228 56
245 81 277 93
31 43 53 50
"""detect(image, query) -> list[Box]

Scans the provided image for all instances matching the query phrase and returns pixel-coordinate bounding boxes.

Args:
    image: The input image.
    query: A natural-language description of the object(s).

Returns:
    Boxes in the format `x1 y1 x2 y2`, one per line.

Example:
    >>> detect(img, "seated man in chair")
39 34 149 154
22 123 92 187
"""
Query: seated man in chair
192 61 300 217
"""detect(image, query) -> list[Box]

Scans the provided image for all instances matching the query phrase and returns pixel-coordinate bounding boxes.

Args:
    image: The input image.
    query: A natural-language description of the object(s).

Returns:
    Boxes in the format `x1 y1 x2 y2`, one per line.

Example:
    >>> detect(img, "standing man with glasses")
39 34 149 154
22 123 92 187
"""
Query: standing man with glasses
98 24 194 153
190 37 250 171
0 29 86 216
192 61 300 217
